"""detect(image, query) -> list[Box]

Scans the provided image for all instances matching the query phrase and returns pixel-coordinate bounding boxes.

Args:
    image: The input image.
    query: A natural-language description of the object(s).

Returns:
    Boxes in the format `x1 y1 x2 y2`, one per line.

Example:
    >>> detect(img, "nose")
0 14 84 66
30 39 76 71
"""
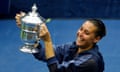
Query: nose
77 29 83 37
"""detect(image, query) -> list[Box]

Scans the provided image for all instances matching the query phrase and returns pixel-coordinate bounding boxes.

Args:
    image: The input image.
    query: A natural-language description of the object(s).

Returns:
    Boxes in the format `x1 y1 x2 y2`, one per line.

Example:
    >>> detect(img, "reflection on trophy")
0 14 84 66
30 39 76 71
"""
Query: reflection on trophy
20 4 44 53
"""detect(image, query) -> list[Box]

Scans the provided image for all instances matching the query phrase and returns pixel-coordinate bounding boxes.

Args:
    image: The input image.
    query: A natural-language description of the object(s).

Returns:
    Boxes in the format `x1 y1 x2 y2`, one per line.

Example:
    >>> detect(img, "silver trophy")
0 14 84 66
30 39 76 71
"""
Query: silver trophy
20 4 44 53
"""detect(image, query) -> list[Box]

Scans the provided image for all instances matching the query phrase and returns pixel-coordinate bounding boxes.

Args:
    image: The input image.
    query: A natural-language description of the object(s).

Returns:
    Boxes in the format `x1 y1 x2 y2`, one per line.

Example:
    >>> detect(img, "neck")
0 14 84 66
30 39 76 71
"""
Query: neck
77 44 95 54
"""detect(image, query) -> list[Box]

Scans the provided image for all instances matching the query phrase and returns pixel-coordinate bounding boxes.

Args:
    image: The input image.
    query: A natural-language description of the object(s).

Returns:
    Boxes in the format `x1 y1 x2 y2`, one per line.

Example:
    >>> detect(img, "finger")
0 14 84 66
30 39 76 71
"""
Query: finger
15 14 22 27
15 15 21 24
16 18 20 22
20 11 26 16
40 28 47 37
39 26 48 37
41 24 48 32
15 14 21 19
15 11 25 19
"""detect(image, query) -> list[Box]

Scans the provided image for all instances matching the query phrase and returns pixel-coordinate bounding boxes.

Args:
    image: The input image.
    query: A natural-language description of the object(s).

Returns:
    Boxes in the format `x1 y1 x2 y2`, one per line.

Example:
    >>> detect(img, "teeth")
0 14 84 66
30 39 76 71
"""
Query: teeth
78 37 83 41
80 38 83 41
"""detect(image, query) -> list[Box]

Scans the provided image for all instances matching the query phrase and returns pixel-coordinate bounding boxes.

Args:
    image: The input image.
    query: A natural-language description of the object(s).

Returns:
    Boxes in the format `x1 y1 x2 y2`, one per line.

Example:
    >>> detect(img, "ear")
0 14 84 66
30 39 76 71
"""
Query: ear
93 36 101 43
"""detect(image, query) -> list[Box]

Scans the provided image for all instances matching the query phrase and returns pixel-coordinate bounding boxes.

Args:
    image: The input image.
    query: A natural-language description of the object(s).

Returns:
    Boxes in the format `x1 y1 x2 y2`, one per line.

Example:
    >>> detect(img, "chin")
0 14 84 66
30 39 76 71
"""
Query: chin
76 42 83 46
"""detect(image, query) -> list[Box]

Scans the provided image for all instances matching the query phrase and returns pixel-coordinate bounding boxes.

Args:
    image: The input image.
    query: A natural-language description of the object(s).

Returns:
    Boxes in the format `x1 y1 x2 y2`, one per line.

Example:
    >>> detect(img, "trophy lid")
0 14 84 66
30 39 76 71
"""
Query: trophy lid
22 4 43 24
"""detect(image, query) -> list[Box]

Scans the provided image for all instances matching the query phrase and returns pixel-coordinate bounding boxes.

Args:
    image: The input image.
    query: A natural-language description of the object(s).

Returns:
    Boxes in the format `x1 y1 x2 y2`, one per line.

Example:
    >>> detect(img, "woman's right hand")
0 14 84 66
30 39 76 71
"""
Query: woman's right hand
15 12 25 28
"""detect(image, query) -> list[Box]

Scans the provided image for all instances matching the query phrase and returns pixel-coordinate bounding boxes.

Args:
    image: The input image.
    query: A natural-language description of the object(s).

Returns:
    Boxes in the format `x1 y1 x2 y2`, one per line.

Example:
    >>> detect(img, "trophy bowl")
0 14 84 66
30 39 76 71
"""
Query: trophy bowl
20 23 39 53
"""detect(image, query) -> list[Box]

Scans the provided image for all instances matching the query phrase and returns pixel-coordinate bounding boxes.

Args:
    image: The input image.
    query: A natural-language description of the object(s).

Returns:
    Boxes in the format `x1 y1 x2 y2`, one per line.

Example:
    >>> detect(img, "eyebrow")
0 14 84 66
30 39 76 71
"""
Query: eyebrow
81 25 95 34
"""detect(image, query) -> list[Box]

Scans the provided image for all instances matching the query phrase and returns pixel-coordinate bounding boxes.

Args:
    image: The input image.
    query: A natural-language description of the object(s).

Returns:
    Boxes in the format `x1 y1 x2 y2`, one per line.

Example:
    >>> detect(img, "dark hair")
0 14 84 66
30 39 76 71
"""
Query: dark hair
87 18 106 39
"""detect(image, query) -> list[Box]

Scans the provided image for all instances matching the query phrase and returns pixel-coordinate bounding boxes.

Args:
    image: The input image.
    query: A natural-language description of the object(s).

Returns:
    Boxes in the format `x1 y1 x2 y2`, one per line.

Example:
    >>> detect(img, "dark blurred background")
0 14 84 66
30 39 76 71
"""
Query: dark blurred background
1 0 120 19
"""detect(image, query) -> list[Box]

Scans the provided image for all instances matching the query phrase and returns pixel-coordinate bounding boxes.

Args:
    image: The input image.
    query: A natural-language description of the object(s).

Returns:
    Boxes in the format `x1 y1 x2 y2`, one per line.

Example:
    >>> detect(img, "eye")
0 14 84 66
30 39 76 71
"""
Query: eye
84 30 90 35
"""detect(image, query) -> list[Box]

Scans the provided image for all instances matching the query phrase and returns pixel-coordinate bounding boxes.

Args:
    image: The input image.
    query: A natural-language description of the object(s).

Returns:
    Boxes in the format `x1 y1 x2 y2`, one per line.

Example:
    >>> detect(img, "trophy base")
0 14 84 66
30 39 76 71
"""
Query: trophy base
20 45 39 53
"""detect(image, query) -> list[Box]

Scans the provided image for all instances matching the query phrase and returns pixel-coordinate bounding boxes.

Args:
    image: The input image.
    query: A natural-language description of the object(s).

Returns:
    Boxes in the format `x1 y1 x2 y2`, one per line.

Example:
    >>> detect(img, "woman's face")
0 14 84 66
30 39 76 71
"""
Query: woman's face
76 21 100 48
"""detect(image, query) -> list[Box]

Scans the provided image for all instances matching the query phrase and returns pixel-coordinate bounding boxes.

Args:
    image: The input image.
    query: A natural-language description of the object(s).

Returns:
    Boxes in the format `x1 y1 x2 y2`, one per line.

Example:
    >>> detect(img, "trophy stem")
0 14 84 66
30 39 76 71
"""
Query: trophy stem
20 44 39 53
